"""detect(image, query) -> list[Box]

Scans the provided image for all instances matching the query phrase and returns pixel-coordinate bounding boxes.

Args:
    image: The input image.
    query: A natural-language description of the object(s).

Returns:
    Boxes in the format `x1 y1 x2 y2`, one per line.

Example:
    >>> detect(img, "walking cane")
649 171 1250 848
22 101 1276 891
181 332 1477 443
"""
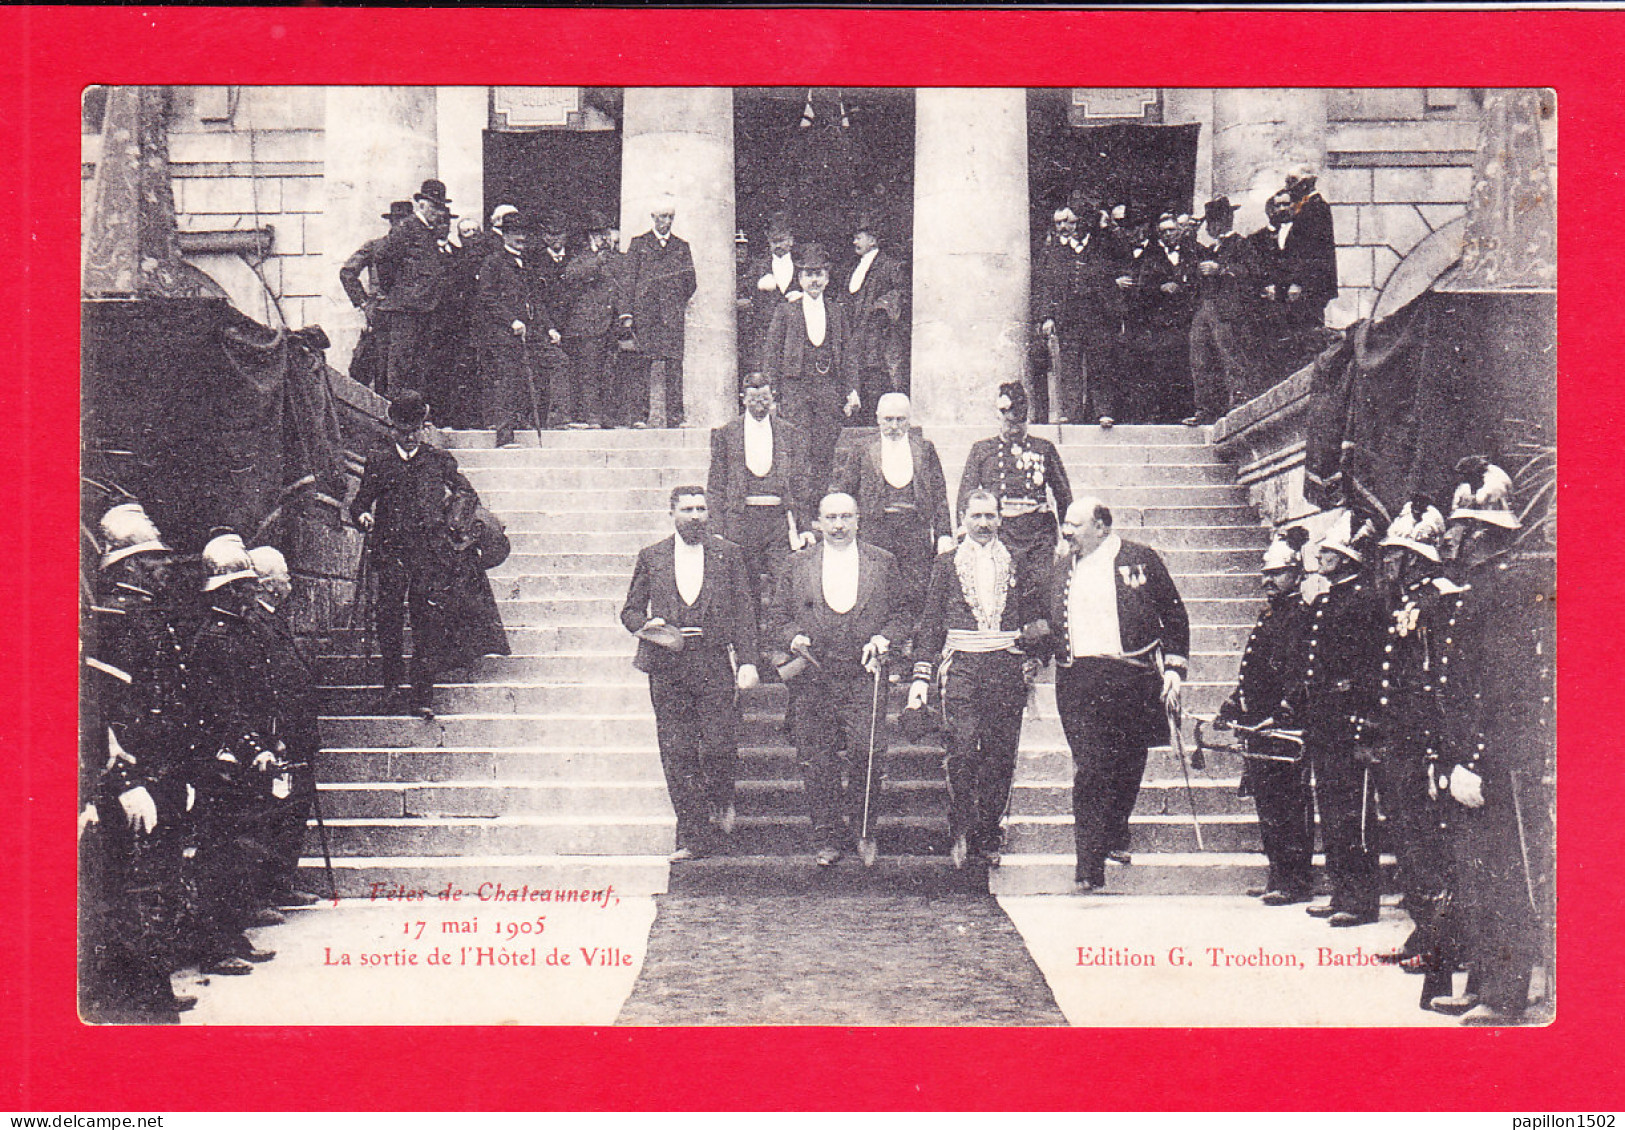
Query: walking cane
1167 702 1205 851
522 345 547 439
309 783 339 903
1508 769 1539 914
857 657 886 868
1359 766 1372 853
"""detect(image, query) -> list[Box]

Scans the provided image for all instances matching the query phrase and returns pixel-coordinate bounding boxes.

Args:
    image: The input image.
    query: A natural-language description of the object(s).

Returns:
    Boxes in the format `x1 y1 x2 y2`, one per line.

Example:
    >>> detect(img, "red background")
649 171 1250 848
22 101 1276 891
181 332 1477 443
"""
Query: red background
2 6 1616 1111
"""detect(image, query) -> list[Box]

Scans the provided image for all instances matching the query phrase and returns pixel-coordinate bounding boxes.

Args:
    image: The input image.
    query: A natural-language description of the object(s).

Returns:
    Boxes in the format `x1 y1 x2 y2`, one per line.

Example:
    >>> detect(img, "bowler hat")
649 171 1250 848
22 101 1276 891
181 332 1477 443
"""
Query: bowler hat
1202 196 1236 219
381 200 414 222
766 212 793 240
996 381 1029 420
414 179 452 207
388 390 429 428
501 210 536 234
795 242 832 271
539 211 567 237
586 208 614 233
853 210 884 239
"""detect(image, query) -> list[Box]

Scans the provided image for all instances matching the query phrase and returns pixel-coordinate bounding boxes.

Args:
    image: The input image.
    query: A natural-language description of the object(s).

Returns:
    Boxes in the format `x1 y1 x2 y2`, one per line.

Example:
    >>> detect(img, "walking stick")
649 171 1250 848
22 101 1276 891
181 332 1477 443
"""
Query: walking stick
309 780 339 903
857 658 886 868
1167 702 1205 851
522 345 547 438
1359 766 1372 853
1508 769 1539 914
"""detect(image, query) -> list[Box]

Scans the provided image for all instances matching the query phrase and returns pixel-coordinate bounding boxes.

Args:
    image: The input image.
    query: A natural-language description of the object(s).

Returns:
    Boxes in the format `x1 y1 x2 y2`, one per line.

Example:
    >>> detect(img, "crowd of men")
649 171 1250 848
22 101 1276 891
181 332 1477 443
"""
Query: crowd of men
624 373 1552 1025
80 509 323 1023
1032 165 1338 427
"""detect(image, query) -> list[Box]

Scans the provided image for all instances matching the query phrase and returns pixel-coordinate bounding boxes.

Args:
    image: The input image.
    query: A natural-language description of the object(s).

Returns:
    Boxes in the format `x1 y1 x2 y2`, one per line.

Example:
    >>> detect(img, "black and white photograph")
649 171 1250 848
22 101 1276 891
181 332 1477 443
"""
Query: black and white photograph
78 83 1556 1028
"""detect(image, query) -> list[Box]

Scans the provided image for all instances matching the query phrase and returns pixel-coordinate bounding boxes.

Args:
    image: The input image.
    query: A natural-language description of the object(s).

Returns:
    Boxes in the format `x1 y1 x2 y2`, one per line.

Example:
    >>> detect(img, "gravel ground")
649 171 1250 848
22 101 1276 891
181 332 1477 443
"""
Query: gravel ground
617 892 1067 1026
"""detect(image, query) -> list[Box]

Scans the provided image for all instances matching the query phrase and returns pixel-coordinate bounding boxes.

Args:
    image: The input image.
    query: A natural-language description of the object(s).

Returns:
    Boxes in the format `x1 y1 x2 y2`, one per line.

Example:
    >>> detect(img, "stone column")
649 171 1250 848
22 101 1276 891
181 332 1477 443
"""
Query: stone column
619 88 737 428
436 86 487 233
320 87 438 375
1211 89 1328 234
910 89 1030 427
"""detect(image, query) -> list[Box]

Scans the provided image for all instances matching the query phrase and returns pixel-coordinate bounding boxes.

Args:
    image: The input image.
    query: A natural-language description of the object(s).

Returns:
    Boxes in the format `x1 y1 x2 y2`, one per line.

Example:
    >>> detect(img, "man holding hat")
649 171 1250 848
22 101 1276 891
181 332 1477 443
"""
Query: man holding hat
625 200 698 427
956 383 1073 583
762 241 857 492
844 212 909 424
340 200 414 392
374 178 457 397
1185 196 1261 426
620 486 761 862
1213 526 1316 905
478 209 565 448
1298 512 1387 927
81 502 198 1020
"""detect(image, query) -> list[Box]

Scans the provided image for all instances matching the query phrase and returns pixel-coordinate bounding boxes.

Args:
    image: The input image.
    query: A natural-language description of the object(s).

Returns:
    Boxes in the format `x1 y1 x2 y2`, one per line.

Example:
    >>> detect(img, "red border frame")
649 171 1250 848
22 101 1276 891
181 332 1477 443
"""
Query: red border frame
4 7 1619 1111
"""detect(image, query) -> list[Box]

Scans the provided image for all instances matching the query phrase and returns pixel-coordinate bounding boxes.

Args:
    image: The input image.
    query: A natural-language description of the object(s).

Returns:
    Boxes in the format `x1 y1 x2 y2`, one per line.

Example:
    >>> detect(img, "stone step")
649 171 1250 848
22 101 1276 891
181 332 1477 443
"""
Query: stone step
465 461 1243 491
493 506 1267 533
661 854 990 895
475 484 1255 511
988 853 1399 897
717 777 1259 819
443 423 1221 450
317 780 673 819
482 547 1269 577
293 854 671 899
1001 814 1261 854
442 427 708 451
305 815 673 856
456 443 1244 471
317 747 667 785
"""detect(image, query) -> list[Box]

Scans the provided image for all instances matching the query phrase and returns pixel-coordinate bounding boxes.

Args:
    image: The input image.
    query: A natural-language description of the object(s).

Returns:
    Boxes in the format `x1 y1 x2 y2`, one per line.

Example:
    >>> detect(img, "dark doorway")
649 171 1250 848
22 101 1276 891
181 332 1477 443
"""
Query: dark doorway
483 128 621 236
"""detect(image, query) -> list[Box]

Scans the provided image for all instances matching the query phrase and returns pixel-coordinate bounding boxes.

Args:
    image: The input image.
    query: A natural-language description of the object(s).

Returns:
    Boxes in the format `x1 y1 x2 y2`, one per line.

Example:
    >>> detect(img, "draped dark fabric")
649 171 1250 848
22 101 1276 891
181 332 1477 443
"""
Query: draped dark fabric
1302 291 1556 522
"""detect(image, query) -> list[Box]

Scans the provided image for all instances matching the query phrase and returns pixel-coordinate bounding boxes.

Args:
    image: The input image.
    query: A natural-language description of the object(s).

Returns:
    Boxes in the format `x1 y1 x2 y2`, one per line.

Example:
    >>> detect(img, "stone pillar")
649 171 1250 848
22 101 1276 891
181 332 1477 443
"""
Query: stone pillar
320 87 438 375
1211 89 1328 234
910 89 1030 427
619 88 737 428
437 86 487 233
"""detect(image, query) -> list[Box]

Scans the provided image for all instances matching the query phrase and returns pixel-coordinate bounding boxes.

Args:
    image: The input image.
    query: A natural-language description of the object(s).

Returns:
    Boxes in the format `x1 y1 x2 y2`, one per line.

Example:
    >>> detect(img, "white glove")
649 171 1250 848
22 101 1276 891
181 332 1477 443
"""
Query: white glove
1449 764 1485 809
78 803 100 839
547 328 562 345
1160 670 1184 713
844 389 861 417
736 664 760 692
907 680 929 711
757 274 778 292
118 786 158 835
511 319 527 338
861 635 890 671
796 531 817 550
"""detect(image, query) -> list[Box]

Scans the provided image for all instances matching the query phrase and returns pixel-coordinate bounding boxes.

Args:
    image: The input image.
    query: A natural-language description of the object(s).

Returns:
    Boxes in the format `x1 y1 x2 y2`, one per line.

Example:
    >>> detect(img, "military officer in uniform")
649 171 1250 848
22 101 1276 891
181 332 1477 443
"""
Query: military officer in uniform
1213 526 1316 905
81 502 198 1021
768 492 911 867
620 486 762 861
1299 513 1388 928
956 383 1074 583
831 392 954 624
908 489 1047 868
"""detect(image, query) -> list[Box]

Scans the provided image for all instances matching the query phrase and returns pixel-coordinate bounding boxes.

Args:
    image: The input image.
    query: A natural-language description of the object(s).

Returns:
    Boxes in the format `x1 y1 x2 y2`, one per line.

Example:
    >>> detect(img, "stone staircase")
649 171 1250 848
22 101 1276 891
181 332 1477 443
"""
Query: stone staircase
307 423 1273 898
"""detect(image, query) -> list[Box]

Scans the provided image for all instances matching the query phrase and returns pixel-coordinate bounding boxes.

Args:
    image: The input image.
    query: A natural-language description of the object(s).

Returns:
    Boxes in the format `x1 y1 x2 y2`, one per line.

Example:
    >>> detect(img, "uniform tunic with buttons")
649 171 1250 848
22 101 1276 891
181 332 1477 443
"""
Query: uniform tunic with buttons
956 433 1074 580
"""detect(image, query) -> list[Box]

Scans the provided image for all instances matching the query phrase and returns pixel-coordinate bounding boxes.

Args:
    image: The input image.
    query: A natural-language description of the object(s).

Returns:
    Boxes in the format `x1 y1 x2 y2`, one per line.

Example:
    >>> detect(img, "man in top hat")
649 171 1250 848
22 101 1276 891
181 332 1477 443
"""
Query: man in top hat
707 372 816 620
1039 498 1190 890
81 502 198 1020
746 211 799 374
768 492 911 867
831 391 953 622
1185 196 1262 426
734 229 755 382
1298 512 1387 927
956 382 1074 584
559 209 627 430
1213 526 1316 905
1123 213 1197 424
1033 201 1130 425
908 488 1048 869
624 199 698 427
350 391 493 718
373 178 457 397
1281 165 1339 329
477 210 566 448
762 241 858 492
620 486 762 862
339 200 414 392
844 212 910 425
1429 459 1552 1024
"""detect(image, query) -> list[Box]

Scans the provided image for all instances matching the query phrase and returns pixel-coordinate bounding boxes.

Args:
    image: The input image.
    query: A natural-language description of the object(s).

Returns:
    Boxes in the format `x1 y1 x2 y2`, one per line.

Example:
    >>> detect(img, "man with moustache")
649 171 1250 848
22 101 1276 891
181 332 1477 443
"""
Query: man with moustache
956 382 1073 583
768 492 910 867
559 209 627 431
746 211 799 373
478 211 565 449
762 242 858 492
843 212 910 423
373 178 456 397
908 489 1047 869
624 200 698 427
620 487 762 862
1185 196 1261 425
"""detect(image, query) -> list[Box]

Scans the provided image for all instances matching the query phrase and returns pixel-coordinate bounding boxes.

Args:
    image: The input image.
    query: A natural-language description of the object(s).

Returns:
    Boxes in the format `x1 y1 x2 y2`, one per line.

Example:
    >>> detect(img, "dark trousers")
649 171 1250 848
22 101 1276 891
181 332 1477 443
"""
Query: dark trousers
634 353 685 426
263 761 317 898
1056 660 1157 882
373 550 440 706
1244 752 1315 895
384 311 437 396
1125 331 1194 424
731 504 792 624
562 334 609 426
1307 731 1380 916
779 383 843 495
484 337 543 439
80 817 191 1018
941 649 1027 852
603 347 647 427
648 646 740 851
789 667 889 851
998 511 1059 592
1449 766 1545 1013
194 787 279 960
1189 301 1255 419
864 510 933 629
1378 740 1452 917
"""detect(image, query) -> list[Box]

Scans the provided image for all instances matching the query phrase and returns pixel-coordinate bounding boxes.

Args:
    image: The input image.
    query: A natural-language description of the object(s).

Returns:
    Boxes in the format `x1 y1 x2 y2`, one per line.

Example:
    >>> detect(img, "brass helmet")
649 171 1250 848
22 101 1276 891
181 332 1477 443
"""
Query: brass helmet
1381 500 1447 562
201 533 257 593
98 502 170 570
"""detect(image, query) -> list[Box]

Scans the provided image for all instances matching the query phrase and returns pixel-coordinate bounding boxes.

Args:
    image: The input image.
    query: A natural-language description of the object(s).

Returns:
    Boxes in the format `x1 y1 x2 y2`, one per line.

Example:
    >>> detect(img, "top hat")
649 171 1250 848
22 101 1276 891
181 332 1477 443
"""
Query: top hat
201 533 257 593
853 210 884 239
995 381 1029 420
1449 457 1521 529
585 208 614 233
795 242 832 271
414 179 452 207
734 230 750 245
98 502 171 570
1202 196 1237 219
765 212 793 240
382 200 414 222
538 211 567 236
387 390 429 428
500 210 537 234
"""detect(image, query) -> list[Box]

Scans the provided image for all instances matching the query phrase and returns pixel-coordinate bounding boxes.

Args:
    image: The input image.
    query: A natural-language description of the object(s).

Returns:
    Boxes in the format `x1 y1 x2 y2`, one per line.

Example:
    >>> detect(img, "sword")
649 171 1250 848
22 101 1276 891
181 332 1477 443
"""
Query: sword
1168 703 1204 851
1508 768 1539 914
1359 766 1371 853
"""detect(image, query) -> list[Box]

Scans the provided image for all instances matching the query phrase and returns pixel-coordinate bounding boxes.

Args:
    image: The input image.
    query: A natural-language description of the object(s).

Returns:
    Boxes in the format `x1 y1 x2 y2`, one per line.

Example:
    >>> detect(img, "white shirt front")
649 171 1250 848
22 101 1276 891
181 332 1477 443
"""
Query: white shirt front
673 537 705 607
1276 222 1293 252
962 537 1001 623
822 542 860 615
880 434 914 489
1164 246 1181 267
803 293 827 348
1067 533 1123 658
849 248 879 294
742 413 774 478
395 443 420 462
771 252 795 293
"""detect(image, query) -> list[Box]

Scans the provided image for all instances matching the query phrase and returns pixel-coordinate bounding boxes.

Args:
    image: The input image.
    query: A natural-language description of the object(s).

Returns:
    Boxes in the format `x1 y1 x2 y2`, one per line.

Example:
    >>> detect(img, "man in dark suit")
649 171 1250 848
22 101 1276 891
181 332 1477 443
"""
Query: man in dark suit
1282 166 1339 328
1185 196 1262 425
745 211 798 375
532 212 577 426
373 178 456 397
339 200 413 392
767 492 911 866
956 383 1073 584
762 242 858 495
1124 213 1196 424
620 486 762 861
1040 497 1190 889
624 201 698 427
1033 201 1130 425
843 212 909 424
559 210 626 430
908 489 1047 869
478 211 566 449
830 391 954 622
707 372 816 617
